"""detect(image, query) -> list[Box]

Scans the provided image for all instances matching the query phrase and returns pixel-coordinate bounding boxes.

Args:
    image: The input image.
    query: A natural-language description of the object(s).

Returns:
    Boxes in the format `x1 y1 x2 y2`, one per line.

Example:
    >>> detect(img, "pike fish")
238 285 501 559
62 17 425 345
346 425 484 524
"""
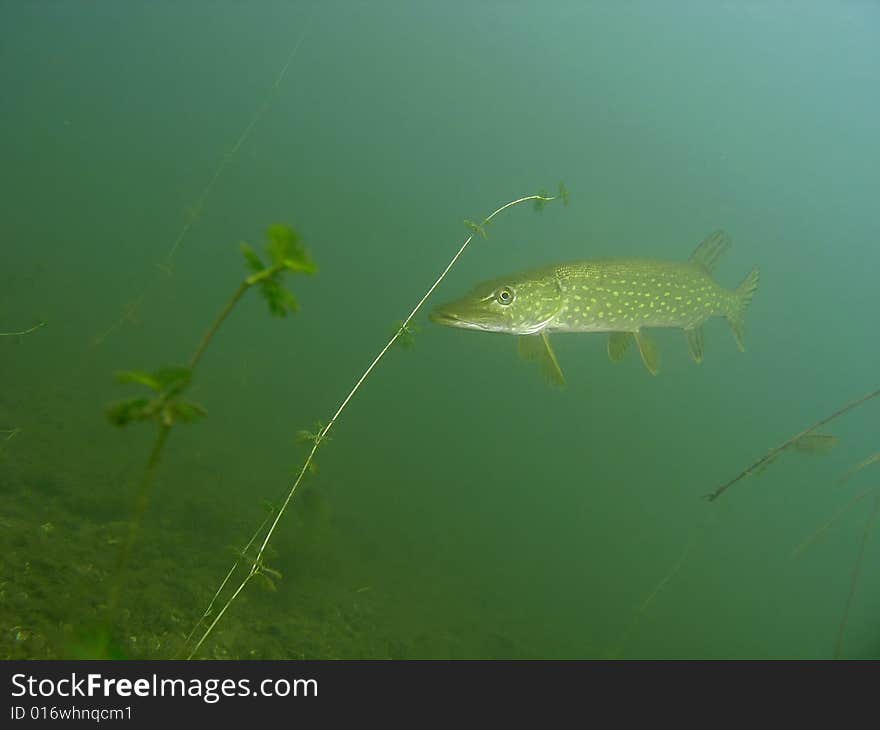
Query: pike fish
430 231 759 384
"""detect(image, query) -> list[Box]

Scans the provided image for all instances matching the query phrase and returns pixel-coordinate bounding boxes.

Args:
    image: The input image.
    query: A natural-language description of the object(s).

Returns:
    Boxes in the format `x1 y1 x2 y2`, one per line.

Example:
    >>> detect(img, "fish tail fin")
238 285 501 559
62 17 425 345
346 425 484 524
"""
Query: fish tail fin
726 266 760 351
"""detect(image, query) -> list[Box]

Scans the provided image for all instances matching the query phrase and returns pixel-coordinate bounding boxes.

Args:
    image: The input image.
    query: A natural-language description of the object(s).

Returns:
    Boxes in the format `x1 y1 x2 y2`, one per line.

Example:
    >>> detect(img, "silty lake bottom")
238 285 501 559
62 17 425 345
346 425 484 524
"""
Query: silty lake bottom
1 1 878 658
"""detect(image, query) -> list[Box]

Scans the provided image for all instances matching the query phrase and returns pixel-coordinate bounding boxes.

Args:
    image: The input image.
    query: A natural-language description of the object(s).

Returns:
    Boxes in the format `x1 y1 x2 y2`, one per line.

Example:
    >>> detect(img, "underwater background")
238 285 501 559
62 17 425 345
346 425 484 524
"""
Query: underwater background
2 1 879 659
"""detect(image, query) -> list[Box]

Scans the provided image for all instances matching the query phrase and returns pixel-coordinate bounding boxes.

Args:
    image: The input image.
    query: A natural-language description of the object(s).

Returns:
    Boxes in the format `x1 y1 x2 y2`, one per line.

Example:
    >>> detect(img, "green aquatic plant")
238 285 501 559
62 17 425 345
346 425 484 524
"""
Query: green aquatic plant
391 319 420 350
705 385 880 500
833 493 880 659
792 444 880 658
712 385 880 658
100 224 315 652
181 187 566 659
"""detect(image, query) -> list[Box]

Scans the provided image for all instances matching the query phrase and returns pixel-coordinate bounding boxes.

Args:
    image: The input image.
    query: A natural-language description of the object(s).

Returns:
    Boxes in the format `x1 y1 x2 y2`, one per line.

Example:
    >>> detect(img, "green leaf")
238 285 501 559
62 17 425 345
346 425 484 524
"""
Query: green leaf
266 224 316 274
167 399 207 424
533 189 550 212
558 182 570 206
106 398 155 427
464 219 488 239
152 367 193 393
240 242 265 274
114 367 191 394
297 421 330 446
255 572 278 591
392 319 420 349
115 370 162 391
260 280 299 317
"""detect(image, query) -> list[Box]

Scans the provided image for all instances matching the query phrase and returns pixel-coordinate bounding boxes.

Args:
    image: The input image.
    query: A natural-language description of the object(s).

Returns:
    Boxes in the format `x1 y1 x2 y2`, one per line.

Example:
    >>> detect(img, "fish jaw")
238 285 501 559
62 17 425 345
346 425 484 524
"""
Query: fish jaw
428 307 504 333
431 270 564 335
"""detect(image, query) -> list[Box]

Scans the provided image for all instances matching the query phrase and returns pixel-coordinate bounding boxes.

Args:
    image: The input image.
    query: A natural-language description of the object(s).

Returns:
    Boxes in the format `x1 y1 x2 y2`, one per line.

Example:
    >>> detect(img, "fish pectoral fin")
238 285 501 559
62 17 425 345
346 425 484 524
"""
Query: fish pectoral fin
517 332 566 387
634 330 660 375
608 332 632 362
685 327 704 364
689 230 731 273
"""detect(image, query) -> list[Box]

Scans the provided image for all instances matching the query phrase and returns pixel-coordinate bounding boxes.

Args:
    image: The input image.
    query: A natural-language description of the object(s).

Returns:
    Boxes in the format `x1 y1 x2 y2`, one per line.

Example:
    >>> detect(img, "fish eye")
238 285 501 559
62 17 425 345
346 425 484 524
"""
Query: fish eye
495 286 515 305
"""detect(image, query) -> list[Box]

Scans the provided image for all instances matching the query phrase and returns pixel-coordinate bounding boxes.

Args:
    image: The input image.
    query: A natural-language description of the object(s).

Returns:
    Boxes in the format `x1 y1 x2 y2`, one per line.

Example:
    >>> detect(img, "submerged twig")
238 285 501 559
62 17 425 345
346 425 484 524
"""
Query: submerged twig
706 386 880 501
184 189 565 659
834 493 880 659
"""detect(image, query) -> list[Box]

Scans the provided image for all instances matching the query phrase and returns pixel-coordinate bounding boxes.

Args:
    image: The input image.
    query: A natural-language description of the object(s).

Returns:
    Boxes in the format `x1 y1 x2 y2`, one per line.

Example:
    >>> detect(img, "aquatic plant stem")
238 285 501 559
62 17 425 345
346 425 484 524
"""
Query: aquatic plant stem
792 487 877 558
186 191 560 659
189 264 290 370
106 424 172 621
833 493 880 659
164 10 314 267
608 508 715 657
0 320 46 337
190 283 248 370
104 267 281 648
706 386 880 501
94 11 315 347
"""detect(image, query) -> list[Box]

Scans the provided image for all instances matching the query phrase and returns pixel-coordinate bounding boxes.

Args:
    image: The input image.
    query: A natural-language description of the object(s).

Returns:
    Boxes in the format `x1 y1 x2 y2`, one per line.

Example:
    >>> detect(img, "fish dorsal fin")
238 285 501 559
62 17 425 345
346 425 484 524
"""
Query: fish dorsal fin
608 332 632 362
517 331 566 387
685 327 704 364
634 330 660 375
689 230 731 273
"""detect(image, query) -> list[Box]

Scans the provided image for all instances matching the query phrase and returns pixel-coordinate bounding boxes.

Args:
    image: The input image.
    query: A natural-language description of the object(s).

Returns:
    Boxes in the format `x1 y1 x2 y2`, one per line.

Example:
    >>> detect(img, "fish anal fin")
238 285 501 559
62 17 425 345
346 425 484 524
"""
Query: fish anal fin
689 230 731 273
517 332 565 387
608 332 632 362
726 266 759 352
685 327 704 364
634 330 660 375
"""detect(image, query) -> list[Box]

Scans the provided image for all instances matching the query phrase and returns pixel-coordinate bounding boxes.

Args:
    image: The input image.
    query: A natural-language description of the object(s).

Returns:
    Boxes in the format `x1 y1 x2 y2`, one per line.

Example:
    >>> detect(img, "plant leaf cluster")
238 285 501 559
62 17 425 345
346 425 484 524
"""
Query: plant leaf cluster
534 182 570 212
106 366 206 428
241 224 316 317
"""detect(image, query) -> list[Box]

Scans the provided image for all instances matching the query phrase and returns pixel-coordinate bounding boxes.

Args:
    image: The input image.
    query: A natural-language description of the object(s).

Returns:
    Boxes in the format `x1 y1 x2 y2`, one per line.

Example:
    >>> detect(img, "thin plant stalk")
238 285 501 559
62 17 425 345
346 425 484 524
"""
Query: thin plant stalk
833 492 880 659
189 283 248 370
791 487 877 559
706 386 880 501
106 424 172 619
93 11 314 346
0 320 46 337
164 9 315 268
104 265 288 640
179 511 275 655
186 192 560 658
607 509 715 658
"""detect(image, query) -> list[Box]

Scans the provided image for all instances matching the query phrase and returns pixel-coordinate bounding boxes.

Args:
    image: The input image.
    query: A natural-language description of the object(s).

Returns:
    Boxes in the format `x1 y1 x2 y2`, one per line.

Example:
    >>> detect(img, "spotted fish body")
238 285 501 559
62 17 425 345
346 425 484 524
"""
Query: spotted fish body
549 259 735 332
430 231 759 382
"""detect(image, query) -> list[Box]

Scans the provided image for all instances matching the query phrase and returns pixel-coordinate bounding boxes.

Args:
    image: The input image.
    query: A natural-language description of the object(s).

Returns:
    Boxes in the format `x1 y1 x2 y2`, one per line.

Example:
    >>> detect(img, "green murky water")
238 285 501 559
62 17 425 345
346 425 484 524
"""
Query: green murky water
2 1 879 659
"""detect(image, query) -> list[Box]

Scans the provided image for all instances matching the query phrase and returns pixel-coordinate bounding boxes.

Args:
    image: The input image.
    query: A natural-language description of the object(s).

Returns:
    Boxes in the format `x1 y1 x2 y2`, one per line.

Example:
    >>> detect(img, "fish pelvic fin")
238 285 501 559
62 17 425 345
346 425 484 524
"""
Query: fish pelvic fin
689 230 731 274
608 332 632 362
685 326 704 364
726 266 760 351
635 330 660 375
517 331 566 387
